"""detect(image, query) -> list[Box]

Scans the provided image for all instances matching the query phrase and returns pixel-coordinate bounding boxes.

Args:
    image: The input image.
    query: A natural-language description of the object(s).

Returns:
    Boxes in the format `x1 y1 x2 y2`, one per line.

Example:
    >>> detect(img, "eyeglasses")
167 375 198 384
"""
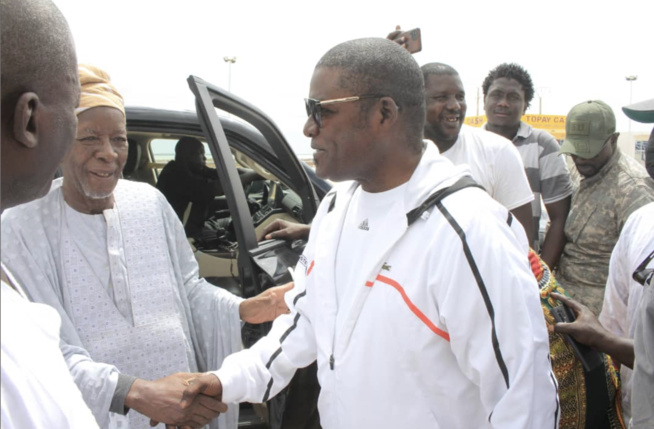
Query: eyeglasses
633 250 654 286
304 95 383 128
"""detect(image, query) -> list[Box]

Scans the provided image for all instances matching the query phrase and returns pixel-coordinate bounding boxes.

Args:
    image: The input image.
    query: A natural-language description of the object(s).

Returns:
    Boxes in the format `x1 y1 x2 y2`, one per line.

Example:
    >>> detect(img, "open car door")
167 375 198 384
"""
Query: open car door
188 76 321 429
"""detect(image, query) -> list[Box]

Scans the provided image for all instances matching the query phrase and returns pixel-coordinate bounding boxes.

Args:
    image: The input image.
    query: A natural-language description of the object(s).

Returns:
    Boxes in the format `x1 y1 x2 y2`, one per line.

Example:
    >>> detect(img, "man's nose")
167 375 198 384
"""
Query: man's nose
304 116 319 138
445 97 461 111
96 137 118 161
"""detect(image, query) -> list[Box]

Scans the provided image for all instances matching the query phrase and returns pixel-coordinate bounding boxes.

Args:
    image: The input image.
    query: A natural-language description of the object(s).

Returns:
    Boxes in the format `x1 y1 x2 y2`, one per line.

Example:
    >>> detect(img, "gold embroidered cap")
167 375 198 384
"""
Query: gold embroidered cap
76 64 125 117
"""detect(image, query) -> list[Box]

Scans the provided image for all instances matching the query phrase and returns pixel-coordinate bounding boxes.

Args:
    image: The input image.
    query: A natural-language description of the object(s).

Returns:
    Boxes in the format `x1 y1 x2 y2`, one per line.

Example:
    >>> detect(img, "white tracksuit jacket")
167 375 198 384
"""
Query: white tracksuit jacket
215 143 559 428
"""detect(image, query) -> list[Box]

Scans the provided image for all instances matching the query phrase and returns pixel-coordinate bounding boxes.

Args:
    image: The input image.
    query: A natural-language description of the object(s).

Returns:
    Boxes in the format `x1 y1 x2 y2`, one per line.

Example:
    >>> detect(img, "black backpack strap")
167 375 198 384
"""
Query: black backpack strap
326 191 337 213
406 176 483 226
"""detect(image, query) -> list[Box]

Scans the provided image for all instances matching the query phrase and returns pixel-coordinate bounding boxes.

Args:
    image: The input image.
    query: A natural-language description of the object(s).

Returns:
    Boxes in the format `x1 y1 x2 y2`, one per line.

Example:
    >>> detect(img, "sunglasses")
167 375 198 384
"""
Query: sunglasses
304 95 383 128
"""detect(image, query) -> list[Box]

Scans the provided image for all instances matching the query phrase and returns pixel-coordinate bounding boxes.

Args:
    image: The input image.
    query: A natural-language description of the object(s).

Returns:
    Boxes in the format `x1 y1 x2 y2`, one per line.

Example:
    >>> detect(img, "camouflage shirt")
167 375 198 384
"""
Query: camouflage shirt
558 149 654 293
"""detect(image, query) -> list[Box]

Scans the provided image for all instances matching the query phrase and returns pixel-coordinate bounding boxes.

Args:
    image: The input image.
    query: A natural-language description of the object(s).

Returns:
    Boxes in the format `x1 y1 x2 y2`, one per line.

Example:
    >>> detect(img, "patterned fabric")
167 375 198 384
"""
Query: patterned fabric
61 187 190 429
558 149 654 314
77 64 125 116
528 250 625 429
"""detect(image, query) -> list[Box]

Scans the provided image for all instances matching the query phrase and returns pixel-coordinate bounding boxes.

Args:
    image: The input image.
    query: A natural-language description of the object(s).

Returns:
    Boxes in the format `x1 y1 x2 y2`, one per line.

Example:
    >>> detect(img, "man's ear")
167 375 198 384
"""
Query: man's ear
378 97 399 127
13 92 40 149
611 132 620 148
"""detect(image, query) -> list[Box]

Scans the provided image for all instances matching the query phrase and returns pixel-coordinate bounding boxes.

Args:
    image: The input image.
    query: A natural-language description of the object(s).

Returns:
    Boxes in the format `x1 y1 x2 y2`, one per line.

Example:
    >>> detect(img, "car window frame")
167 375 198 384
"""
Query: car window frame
187 75 320 296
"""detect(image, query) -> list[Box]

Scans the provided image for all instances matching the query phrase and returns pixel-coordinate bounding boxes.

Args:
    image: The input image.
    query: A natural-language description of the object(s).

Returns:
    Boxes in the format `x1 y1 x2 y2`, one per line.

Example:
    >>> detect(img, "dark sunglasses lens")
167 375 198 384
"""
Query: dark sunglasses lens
305 99 314 117
305 99 320 126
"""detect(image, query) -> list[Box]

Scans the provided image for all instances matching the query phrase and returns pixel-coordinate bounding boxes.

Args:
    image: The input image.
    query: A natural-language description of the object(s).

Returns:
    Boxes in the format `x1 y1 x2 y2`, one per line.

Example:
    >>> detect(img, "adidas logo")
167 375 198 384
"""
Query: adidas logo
358 219 369 231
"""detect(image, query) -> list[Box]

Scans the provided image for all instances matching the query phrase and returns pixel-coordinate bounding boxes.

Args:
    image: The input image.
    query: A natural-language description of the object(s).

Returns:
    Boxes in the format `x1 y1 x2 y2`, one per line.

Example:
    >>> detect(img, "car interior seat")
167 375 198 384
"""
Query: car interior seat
123 138 157 186
122 138 141 180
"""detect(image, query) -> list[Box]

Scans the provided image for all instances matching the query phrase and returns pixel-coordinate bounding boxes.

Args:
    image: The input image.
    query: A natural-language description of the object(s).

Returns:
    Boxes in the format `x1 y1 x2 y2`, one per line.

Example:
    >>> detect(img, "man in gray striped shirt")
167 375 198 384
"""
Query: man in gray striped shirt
482 63 573 269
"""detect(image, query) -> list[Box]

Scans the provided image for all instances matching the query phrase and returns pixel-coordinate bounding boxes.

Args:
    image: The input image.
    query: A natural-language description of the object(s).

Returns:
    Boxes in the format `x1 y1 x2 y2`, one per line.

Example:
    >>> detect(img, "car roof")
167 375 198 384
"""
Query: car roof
125 105 331 198
125 105 274 153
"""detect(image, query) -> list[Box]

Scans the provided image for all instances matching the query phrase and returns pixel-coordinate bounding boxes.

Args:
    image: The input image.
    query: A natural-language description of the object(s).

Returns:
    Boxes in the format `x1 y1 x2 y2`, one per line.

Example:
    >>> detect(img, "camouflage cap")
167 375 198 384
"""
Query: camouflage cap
559 100 616 159
622 99 654 123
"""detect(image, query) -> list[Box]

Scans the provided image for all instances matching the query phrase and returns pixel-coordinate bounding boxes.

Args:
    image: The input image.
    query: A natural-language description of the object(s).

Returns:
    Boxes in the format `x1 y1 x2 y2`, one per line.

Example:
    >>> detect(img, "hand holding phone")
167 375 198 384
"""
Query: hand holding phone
387 26 422 54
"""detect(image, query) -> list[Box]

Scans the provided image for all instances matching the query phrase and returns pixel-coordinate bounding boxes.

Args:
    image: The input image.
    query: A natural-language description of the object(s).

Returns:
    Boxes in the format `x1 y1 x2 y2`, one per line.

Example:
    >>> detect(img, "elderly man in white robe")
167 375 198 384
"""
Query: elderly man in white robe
1 64 291 429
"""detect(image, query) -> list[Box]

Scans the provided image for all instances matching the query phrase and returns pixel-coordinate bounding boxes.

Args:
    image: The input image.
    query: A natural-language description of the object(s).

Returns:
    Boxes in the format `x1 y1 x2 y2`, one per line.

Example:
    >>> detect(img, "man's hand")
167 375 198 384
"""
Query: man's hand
386 25 408 50
239 282 293 324
181 373 224 408
259 219 310 241
124 372 227 428
551 292 635 368
551 293 605 349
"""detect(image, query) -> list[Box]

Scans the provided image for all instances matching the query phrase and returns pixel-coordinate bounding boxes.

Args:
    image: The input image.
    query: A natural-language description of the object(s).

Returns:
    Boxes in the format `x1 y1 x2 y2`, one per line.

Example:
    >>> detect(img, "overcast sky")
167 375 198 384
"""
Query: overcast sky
54 0 653 156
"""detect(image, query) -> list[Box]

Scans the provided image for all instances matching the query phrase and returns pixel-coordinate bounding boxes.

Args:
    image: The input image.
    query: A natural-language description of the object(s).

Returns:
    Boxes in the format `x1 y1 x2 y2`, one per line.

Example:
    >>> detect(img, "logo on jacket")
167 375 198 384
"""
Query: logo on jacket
382 263 391 271
358 219 369 231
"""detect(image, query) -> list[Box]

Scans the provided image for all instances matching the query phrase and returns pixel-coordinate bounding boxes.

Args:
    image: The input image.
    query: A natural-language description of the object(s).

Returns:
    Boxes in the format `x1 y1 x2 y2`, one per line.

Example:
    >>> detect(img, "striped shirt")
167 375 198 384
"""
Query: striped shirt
486 122 573 241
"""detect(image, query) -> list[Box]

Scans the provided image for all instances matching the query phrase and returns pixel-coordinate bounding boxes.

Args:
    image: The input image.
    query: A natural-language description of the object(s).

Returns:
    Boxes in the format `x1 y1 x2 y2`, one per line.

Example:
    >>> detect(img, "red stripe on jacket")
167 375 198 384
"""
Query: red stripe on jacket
366 274 450 342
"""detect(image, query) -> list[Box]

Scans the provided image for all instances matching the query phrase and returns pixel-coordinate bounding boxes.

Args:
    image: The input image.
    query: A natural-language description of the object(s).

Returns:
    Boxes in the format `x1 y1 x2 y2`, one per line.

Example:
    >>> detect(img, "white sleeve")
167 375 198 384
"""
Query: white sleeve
160 192 244 389
599 233 631 336
491 143 534 210
1 221 120 427
436 198 557 428
214 264 317 404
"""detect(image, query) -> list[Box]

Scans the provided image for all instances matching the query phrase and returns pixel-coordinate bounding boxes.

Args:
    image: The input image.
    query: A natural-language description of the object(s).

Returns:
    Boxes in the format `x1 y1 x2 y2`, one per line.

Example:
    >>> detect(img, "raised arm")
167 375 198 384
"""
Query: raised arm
540 196 571 269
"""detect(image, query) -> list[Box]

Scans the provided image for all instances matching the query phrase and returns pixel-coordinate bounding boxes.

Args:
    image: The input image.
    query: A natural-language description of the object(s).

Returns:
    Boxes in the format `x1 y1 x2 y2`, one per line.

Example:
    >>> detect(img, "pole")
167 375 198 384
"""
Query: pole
223 57 237 92
228 63 232 92
476 87 479 116
625 75 637 134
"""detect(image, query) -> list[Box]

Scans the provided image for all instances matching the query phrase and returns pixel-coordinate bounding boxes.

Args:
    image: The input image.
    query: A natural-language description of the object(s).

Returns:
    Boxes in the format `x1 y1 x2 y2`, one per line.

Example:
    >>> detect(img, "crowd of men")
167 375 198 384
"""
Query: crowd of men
1 2 653 429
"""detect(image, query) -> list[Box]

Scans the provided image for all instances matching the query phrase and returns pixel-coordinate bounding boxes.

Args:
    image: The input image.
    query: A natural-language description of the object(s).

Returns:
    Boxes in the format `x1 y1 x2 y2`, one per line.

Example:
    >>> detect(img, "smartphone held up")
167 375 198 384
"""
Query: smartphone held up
399 28 422 54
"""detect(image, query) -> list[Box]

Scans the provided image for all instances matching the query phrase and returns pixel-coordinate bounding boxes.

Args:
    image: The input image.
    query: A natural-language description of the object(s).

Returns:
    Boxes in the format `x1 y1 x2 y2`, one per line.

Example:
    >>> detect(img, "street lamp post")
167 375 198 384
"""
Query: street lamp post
476 87 480 116
626 75 637 133
224 56 237 92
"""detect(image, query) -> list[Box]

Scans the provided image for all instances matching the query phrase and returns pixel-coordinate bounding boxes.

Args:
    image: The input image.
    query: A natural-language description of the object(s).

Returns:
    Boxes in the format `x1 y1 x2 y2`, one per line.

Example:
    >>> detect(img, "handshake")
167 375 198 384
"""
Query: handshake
126 372 225 429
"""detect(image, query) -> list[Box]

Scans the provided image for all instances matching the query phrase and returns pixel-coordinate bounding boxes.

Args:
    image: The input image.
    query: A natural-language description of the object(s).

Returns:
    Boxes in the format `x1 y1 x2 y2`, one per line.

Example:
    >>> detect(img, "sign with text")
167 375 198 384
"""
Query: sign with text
465 115 567 140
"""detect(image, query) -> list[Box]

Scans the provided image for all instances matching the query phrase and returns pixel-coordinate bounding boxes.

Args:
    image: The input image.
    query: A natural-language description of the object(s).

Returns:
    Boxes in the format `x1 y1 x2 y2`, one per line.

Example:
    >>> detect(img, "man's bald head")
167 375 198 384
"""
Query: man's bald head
1 0 77 111
1 0 79 210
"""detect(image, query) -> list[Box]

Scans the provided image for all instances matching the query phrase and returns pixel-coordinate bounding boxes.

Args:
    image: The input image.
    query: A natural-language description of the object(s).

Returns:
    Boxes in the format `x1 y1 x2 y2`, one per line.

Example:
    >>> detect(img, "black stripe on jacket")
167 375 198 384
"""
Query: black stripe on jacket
262 291 307 402
435 200 511 389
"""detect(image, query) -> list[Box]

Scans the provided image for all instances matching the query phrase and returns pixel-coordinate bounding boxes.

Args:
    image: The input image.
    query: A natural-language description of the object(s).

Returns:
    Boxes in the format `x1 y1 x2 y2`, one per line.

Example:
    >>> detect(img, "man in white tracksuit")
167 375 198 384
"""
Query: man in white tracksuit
184 37 559 428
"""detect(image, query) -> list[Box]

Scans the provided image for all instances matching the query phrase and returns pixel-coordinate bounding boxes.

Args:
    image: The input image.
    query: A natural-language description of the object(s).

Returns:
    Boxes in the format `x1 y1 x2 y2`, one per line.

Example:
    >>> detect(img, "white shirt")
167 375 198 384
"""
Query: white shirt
335 182 408 331
599 202 654 421
439 125 534 211
1 270 99 429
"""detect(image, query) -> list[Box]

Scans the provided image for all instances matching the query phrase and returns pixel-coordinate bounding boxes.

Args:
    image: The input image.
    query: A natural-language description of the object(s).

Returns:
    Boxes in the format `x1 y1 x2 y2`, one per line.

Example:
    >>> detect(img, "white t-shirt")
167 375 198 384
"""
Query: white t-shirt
335 182 408 331
439 125 534 211
1 275 99 429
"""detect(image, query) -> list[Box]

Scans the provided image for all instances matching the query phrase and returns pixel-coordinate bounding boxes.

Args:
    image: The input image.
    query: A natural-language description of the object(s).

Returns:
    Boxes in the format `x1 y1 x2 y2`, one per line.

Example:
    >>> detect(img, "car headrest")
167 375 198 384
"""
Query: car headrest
123 138 141 176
